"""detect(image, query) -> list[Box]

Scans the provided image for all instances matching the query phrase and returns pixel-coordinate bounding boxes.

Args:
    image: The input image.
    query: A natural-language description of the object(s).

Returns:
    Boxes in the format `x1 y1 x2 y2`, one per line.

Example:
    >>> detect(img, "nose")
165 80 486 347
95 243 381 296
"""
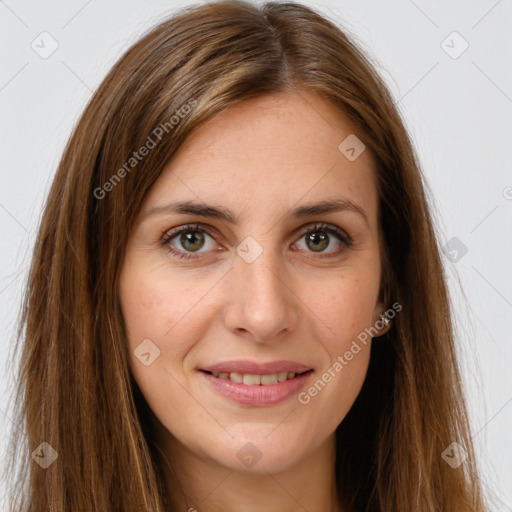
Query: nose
222 242 301 343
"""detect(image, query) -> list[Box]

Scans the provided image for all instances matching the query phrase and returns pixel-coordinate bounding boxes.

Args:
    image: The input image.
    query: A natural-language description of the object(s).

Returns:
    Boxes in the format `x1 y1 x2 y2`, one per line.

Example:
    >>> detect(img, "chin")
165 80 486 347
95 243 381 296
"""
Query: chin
205 433 310 474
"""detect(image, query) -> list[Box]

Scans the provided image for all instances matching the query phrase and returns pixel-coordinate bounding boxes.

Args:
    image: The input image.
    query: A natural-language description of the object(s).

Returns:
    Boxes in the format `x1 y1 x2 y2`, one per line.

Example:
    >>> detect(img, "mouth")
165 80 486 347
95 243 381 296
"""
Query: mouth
199 368 315 407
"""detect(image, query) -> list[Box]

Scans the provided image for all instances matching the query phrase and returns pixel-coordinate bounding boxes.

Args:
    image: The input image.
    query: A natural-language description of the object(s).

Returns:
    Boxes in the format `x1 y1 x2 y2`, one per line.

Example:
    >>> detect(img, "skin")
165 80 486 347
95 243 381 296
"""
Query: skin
118 90 390 512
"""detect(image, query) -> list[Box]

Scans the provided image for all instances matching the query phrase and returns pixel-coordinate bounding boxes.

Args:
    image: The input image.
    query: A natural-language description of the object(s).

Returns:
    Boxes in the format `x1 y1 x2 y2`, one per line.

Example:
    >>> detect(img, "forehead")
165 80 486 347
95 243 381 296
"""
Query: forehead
143 90 378 225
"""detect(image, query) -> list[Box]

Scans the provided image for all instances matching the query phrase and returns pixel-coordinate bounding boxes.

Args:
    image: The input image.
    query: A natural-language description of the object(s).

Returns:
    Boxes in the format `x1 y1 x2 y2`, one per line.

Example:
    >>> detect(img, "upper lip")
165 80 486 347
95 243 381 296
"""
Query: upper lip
200 360 313 375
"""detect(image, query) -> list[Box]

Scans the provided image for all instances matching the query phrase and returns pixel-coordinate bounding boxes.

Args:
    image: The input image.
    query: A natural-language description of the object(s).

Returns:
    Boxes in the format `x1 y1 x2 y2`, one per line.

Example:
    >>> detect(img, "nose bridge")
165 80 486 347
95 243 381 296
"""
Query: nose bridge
239 239 284 298
224 235 299 341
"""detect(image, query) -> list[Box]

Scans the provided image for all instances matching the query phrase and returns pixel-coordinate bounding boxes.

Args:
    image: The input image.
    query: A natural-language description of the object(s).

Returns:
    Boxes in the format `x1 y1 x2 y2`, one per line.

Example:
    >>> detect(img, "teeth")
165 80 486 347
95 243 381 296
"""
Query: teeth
210 371 301 384
243 374 261 385
260 373 278 385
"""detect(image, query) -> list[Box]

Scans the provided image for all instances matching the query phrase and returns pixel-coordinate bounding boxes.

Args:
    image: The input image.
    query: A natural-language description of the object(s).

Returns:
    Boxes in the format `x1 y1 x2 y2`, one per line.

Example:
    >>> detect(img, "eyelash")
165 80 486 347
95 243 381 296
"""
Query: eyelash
160 222 354 261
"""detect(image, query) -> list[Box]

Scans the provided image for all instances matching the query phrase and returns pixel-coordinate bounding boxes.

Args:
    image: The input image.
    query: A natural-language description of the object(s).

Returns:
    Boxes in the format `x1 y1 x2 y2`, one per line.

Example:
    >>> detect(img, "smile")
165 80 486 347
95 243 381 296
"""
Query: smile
199 369 314 406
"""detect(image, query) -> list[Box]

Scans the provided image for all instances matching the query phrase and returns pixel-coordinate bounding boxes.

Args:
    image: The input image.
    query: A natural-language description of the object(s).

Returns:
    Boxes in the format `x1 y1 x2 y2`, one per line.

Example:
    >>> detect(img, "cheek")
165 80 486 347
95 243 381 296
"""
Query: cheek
307 270 380 350
118 264 211 424
295 270 378 422
118 261 211 351
118 258 224 404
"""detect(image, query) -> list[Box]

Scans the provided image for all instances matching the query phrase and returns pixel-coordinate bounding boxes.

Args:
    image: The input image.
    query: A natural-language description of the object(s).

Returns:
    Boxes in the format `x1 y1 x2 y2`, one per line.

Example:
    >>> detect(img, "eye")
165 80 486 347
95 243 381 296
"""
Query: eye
161 223 219 260
293 222 353 258
161 222 353 260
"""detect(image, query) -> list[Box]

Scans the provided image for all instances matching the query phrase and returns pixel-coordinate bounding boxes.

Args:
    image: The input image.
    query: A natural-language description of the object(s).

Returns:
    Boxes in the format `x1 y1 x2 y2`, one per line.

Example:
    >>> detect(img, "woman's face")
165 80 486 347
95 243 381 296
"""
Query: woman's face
118 90 387 473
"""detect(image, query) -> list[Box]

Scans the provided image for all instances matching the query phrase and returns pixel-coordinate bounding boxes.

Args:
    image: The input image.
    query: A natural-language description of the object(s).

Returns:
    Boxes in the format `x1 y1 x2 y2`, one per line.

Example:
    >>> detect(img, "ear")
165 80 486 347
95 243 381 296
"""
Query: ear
371 302 391 338
372 285 393 338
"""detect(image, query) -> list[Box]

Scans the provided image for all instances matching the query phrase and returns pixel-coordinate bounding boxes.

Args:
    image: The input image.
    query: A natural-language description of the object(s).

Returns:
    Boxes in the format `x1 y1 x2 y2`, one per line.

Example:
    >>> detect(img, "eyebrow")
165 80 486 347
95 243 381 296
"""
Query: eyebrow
141 198 369 226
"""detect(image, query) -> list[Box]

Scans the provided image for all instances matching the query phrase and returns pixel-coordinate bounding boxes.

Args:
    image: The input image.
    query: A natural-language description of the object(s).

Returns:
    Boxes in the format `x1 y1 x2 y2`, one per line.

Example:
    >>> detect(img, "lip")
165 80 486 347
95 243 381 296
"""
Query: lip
200 360 312 375
199 368 314 407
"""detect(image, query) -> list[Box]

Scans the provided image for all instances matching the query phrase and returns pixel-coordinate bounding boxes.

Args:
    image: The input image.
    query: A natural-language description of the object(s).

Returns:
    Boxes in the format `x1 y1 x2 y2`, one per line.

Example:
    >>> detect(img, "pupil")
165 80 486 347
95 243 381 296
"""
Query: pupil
181 231 204 251
307 232 328 252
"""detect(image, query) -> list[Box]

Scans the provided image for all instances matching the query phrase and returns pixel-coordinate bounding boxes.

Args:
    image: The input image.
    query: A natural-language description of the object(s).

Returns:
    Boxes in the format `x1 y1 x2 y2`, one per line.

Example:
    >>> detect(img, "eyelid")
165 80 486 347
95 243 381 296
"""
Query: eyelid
161 223 219 249
161 223 217 243
296 222 352 243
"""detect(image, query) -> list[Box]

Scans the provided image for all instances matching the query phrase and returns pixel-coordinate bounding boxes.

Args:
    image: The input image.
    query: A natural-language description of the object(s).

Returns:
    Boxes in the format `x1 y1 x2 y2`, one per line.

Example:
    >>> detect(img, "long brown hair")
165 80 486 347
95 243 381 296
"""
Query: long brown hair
4 0 488 510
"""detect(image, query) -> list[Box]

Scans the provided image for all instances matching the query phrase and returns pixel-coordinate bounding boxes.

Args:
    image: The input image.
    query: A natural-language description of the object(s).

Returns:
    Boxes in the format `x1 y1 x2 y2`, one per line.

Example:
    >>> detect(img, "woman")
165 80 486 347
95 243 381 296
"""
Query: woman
5 0 488 510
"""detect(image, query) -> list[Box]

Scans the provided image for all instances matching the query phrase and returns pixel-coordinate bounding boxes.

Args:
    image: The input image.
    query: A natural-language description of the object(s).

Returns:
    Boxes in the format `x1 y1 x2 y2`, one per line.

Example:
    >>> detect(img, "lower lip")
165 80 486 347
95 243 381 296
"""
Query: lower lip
200 370 314 407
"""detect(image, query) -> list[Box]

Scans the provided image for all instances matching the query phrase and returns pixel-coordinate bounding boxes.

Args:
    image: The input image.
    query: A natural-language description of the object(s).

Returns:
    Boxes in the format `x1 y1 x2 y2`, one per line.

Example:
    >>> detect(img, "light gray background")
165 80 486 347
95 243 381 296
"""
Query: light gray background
1 0 511 509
